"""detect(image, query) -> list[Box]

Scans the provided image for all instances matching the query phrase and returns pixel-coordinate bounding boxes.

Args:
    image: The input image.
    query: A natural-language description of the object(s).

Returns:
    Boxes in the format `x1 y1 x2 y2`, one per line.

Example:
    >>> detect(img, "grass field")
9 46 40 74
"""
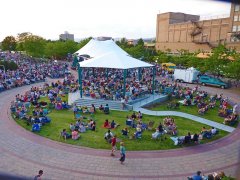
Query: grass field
14 99 229 150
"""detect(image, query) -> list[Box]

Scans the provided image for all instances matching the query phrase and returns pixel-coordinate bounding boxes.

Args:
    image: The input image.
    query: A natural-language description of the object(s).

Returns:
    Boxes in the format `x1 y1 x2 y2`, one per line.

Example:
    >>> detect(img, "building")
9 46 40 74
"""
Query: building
96 37 112 41
59 31 74 41
156 2 240 52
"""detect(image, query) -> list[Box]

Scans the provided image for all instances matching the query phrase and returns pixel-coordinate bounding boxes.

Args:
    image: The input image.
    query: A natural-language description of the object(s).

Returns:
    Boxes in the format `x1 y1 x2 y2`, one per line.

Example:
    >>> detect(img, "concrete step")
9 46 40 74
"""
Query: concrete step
74 98 131 111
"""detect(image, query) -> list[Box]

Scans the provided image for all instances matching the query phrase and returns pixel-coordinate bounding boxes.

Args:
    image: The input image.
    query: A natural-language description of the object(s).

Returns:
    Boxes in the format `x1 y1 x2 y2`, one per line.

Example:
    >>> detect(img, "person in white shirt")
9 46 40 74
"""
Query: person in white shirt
211 127 217 135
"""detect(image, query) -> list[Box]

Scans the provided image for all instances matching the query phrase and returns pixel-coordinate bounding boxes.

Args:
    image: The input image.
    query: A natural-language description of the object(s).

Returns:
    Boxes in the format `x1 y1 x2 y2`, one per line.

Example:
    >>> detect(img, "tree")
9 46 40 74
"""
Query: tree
204 44 230 76
116 38 130 49
45 40 79 59
136 38 144 47
23 35 46 57
225 60 240 80
16 32 32 51
1 36 17 51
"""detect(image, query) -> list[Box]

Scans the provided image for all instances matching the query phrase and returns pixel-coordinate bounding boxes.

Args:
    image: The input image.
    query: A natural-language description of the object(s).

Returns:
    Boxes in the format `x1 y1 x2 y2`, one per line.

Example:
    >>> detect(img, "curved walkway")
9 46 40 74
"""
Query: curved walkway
0 79 239 179
135 108 235 133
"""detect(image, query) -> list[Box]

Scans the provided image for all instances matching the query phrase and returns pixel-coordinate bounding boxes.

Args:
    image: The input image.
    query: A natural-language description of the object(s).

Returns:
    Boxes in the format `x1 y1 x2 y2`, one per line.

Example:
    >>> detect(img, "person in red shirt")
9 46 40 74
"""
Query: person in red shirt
111 135 117 156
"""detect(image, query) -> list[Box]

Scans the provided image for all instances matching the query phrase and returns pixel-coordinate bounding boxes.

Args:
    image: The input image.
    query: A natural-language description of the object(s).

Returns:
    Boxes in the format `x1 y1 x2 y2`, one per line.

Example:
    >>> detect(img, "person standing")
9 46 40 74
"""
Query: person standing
119 142 126 164
34 170 43 180
111 135 117 156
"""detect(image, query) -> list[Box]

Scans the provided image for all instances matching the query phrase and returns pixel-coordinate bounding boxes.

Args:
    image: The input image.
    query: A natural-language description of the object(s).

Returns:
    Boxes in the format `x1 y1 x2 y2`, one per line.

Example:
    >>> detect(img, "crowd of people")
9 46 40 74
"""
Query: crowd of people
0 51 69 92
80 68 155 102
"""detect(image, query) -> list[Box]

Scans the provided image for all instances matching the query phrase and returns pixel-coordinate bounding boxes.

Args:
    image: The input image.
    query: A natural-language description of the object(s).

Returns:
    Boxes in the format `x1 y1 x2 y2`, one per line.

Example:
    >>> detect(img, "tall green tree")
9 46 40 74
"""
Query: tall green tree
204 44 230 76
1 36 17 51
45 40 79 59
16 32 32 51
23 35 46 57
224 59 240 80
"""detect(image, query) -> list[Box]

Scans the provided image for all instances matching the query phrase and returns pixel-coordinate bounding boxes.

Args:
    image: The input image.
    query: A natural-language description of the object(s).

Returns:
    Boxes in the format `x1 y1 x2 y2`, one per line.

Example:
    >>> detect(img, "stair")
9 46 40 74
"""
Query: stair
192 41 218 48
74 98 132 111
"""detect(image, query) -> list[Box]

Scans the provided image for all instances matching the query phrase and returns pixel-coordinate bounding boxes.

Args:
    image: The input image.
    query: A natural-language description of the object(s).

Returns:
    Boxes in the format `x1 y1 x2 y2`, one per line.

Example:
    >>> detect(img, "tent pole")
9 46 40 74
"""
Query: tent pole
138 67 141 81
92 68 95 77
78 65 83 98
152 67 156 95
123 69 127 98
73 55 78 68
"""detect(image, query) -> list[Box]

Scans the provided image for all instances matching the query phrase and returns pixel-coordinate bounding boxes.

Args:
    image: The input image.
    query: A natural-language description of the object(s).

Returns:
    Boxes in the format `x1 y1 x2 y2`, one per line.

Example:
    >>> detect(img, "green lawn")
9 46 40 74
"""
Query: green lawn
146 99 231 125
14 106 229 151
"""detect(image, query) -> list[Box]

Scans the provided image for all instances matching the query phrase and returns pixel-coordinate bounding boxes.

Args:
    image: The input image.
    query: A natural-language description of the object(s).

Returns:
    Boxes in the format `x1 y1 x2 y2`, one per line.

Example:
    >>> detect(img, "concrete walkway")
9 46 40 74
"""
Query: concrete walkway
135 108 235 133
130 93 235 132
0 78 239 179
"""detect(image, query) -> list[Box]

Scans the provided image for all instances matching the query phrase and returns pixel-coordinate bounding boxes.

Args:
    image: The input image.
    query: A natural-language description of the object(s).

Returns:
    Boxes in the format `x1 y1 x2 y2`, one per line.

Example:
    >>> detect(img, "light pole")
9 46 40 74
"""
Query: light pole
0 65 6 82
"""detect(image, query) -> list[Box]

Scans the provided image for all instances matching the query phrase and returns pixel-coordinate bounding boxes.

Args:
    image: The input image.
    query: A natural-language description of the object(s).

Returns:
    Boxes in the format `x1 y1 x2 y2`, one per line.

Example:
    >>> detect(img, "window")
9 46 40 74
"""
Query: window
234 15 239 22
235 5 240 12
232 25 237 32
238 25 240 31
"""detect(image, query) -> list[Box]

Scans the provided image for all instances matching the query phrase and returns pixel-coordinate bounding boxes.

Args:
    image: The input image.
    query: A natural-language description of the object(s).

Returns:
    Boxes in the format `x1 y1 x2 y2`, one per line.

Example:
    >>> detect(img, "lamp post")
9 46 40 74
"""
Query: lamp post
0 65 6 82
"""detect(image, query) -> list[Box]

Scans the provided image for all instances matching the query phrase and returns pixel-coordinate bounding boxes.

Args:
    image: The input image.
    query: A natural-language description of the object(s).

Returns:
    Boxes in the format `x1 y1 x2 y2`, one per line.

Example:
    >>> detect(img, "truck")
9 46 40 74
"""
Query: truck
173 67 199 83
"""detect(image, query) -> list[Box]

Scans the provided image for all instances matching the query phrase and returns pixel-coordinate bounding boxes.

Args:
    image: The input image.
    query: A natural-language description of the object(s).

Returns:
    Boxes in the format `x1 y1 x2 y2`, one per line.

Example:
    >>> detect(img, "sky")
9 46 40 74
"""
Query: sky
0 0 231 41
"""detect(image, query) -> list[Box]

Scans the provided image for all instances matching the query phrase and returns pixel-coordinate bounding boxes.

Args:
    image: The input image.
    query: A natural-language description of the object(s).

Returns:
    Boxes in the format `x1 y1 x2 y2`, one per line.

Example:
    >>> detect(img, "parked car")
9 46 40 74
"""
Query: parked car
199 75 228 89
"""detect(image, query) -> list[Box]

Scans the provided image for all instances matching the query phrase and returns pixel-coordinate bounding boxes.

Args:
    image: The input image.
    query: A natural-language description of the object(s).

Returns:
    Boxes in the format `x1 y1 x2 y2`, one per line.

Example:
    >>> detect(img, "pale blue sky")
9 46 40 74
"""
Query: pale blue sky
0 0 230 41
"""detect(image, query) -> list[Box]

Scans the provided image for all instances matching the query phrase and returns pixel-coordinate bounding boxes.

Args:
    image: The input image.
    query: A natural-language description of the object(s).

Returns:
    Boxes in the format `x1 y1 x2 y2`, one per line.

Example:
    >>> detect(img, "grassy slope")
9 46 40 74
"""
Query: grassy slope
147 100 228 125
15 107 228 151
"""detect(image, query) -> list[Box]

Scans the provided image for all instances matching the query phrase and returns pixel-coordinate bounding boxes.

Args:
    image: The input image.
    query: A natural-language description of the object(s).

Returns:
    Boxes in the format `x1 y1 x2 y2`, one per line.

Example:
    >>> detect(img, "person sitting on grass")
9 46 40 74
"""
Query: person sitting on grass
70 123 75 132
198 107 206 115
86 119 94 129
192 133 199 144
60 129 71 141
82 106 89 114
91 121 96 131
104 129 113 143
223 113 238 124
90 104 96 114
201 126 212 139
210 127 217 135
75 120 81 129
121 127 129 136
184 132 191 144
99 104 104 111
79 123 86 133
72 129 80 140
103 119 111 128
131 112 137 120
152 128 160 139
134 127 142 139
110 120 120 129
137 111 142 119
32 122 40 132
104 104 110 114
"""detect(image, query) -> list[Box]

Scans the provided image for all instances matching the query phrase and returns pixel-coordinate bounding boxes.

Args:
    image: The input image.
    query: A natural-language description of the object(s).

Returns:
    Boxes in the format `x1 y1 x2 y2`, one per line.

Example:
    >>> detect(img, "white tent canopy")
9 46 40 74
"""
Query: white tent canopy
79 52 154 69
75 39 128 58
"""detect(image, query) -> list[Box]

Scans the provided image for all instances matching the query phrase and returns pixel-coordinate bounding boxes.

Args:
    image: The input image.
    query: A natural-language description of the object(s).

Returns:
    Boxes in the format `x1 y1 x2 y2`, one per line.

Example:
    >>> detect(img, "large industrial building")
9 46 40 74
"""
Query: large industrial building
156 2 240 52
